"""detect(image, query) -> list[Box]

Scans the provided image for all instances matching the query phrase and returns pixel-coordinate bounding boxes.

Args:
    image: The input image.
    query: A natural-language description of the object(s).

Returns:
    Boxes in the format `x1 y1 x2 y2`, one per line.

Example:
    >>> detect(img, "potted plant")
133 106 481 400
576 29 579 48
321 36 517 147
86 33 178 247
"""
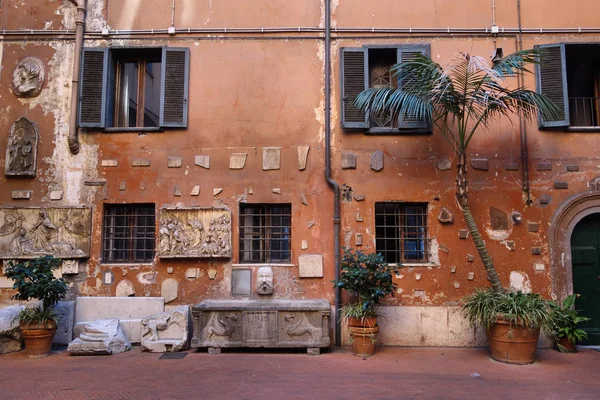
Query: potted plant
461 288 551 364
334 249 399 357
548 294 590 352
4 255 69 358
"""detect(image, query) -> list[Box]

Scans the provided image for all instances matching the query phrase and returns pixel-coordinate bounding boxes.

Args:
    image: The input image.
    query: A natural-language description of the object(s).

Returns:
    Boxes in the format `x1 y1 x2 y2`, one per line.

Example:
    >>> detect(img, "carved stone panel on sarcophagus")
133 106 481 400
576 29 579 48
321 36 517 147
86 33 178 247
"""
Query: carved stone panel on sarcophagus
0 207 91 259
244 311 277 346
278 312 323 345
5 118 38 177
200 311 243 345
158 208 232 258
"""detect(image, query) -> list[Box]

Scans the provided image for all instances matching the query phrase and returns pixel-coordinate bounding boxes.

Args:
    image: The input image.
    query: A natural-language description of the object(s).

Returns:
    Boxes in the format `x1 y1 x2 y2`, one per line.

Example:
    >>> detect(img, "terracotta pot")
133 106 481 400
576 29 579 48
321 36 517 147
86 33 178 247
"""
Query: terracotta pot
556 337 577 353
348 325 379 357
20 320 57 359
486 318 540 365
347 316 377 328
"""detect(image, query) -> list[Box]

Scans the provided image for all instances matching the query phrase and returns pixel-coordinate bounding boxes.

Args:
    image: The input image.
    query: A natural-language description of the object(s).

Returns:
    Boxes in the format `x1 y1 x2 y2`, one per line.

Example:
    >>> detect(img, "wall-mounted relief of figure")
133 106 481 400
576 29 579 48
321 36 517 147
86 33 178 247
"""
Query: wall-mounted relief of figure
0 208 91 259
158 209 232 258
12 57 45 98
5 118 38 177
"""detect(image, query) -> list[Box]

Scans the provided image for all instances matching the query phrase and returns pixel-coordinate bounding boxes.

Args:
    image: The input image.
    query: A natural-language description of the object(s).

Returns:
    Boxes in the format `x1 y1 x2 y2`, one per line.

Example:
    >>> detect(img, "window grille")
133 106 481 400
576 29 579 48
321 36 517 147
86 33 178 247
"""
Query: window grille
375 202 429 264
239 204 291 263
102 204 156 263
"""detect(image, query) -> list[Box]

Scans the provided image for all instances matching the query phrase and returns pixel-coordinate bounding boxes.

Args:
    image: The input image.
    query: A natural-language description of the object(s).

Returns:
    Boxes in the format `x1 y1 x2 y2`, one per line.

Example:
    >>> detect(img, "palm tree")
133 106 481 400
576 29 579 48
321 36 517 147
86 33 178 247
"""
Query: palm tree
354 50 560 293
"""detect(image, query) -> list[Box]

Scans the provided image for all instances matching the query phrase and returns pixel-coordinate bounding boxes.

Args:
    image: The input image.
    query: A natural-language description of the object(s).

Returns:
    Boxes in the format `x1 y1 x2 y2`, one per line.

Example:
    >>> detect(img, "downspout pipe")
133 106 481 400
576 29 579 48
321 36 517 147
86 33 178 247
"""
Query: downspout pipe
324 0 342 347
516 0 532 205
68 0 86 155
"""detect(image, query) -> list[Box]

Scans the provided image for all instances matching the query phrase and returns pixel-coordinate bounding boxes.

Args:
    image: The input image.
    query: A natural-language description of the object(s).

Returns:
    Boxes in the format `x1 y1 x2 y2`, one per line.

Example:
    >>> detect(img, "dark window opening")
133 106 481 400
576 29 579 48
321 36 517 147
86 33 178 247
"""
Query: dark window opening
566 44 600 127
369 48 397 128
102 204 156 263
239 204 291 263
375 202 429 264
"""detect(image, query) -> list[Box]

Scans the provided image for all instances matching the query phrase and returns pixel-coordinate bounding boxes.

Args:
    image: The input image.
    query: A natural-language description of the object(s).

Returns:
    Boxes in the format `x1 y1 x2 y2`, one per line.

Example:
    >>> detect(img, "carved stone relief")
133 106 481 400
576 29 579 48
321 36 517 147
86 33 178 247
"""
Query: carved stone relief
5 118 38 177
590 176 600 191
201 312 243 343
141 306 190 353
280 313 321 342
158 208 232 258
12 57 45 98
0 208 91 259
256 266 274 295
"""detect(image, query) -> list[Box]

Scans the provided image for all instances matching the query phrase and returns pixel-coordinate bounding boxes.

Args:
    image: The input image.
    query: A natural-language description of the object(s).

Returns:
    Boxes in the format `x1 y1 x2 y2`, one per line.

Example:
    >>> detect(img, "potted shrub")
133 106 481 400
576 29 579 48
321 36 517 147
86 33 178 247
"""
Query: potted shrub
334 249 398 357
461 288 551 364
4 255 69 358
548 294 590 352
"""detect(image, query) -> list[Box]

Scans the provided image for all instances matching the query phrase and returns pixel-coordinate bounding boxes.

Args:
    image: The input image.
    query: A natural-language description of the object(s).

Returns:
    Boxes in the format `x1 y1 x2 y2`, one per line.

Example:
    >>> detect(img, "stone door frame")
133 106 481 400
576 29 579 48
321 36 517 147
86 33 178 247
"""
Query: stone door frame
549 190 600 300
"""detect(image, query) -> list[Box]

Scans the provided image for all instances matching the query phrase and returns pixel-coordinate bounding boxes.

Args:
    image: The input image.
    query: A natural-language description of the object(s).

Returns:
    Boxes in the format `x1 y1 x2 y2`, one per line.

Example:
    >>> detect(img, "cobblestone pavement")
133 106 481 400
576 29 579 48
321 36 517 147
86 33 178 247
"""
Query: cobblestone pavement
0 346 599 400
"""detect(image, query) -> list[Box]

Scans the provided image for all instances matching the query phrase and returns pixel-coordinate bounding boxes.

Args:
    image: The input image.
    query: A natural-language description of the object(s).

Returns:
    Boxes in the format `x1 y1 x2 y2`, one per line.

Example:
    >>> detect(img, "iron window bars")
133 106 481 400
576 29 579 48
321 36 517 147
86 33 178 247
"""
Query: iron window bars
375 202 429 264
239 204 292 263
102 204 156 263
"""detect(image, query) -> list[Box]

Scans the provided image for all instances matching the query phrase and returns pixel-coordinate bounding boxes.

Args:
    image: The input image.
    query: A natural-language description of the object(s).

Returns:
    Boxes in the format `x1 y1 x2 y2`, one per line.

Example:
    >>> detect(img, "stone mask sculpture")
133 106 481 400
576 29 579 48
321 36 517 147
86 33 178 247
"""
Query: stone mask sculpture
256 266 274 295
12 57 45 98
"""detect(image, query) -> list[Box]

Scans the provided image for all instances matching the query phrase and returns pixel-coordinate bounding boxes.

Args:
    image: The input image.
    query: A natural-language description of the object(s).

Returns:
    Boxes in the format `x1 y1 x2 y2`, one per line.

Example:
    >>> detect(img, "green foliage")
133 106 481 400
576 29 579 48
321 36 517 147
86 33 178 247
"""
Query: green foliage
334 249 399 318
461 288 551 331
16 305 57 326
4 255 69 322
548 294 590 350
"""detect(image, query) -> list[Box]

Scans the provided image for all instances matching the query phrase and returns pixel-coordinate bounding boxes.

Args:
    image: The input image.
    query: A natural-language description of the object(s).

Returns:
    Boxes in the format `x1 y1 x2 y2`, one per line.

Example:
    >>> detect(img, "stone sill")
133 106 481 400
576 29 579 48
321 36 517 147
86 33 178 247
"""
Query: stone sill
231 263 296 268
392 263 439 268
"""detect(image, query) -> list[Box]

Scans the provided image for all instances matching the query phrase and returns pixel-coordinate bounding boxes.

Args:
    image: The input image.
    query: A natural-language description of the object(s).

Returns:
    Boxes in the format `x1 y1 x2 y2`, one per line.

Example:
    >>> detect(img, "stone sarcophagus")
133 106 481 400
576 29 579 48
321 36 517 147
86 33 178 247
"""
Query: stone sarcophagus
191 300 330 354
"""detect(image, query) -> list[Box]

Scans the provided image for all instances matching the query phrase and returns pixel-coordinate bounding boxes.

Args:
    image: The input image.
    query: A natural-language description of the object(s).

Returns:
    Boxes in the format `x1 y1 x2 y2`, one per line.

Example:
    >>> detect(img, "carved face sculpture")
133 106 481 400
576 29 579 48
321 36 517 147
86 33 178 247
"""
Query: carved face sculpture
12 57 45 97
256 266 274 295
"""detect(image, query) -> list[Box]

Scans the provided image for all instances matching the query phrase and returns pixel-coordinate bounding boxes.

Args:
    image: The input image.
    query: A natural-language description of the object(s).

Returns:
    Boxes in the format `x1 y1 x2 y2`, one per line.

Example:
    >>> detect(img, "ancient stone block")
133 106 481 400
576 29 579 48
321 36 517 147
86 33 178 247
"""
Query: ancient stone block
173 185 181 196
537 161 552 171
566 164 579 172
0 305 24 354
489 207 509 230
301 240 308 250
436 157 452 171
53 301 75 345
458 229 469 239
49 190 63 201
298 146 310 170
370 151 384 171
263 147 281 170
0 207 91 259
161 279 178 303
68 319 132 355
11 190 32 200
232 269 252 296
528 222 540 232
341 153 356 169
213 188 223 196
12 57 45 97
116 280 135 297
230 153 248 169
471 158 489 171
438 207 453 223
353 194 365 202
355 233 363 246
298 254 323 278
101 159 118 167
119 182 126 191
132 159 151 167
167 157 183 168
504 161 519 171
532 247 542 255
159 208 231 258
195 155 210 169
141 306 189 353
191 186 200 196
467 272 475 281
554 181 568 189
61 259 79 275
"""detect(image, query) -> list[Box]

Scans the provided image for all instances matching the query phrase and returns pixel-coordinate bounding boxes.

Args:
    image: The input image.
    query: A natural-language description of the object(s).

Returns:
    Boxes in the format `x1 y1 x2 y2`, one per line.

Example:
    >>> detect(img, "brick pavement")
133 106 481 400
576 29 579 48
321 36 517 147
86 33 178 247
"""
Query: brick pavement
0 346 599 400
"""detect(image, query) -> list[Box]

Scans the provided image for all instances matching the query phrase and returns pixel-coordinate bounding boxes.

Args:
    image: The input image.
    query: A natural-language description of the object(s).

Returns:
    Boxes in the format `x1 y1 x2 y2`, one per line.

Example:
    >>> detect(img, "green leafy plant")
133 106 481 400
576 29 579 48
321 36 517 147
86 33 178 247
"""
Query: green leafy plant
354 51 560 293
4 255 69 325
548 294 590 351
461 288 551 330
334 249 399 320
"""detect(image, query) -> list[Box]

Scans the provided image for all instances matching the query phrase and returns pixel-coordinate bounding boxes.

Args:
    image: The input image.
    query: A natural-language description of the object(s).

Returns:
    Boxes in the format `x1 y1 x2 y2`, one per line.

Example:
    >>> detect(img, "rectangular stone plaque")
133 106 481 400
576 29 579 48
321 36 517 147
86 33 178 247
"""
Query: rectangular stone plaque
298 254 323 278
0 207 91 259
159 208 232 258
244 311 277 344
232 269 251 296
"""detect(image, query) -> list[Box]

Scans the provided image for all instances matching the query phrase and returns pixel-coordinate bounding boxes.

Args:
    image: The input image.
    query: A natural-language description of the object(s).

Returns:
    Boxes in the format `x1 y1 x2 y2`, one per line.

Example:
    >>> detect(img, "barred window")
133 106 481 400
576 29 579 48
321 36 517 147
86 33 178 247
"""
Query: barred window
239 204 291 263
375 202 429 264
102 204 156 263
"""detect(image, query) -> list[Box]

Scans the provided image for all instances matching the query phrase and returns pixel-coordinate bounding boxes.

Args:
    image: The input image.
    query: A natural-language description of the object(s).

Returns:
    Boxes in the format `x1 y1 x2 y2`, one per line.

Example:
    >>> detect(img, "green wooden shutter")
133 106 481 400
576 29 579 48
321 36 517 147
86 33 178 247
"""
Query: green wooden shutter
78 48 108 128
341 47 367 129
160 47 190 128
397 45 430 129
535 44 569 128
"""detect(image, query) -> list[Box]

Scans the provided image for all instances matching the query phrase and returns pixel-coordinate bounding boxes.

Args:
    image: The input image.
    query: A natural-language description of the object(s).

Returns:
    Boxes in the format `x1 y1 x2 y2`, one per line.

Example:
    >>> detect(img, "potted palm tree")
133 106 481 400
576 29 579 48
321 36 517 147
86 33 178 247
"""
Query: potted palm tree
5 255 69 358
334 249 398 357
354 50 560 363
548 294 591 352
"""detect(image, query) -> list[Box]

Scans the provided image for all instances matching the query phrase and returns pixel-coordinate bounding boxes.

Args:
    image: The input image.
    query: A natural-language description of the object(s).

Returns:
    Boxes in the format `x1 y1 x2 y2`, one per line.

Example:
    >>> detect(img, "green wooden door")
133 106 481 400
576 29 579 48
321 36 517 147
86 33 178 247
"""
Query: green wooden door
571 213 600 345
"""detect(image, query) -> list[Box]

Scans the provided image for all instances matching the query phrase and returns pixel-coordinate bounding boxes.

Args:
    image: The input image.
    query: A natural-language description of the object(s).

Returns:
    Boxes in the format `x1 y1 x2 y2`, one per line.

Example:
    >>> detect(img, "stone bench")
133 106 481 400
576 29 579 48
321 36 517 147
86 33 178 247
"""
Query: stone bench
191 300 330 355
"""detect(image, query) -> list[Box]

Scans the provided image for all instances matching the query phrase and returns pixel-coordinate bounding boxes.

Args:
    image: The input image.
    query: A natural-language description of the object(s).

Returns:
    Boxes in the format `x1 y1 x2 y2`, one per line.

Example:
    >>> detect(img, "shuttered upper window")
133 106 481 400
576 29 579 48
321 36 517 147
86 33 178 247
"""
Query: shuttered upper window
78 47 190 130
340 44 430 132
536 43 600 129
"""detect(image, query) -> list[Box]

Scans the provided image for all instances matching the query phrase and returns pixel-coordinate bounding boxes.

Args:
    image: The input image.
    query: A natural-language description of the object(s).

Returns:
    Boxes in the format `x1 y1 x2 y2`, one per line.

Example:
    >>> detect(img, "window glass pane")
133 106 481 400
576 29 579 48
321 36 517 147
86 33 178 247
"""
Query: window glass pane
102 204 155 263
375 202 428 263
117 62 139 127
239 204 291 263
144 60 162 127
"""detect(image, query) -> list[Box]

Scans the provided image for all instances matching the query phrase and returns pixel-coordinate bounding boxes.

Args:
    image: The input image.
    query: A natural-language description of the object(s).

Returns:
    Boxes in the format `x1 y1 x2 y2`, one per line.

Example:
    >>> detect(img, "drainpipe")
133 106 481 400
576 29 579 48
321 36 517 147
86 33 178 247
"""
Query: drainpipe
516 0 532 205
68 0 86 155
324 0 342 347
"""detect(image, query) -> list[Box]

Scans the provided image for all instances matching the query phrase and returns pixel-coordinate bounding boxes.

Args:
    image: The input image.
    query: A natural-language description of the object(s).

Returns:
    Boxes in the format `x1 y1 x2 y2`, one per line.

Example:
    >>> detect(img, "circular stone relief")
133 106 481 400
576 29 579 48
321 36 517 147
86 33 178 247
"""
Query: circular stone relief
12 57 46 98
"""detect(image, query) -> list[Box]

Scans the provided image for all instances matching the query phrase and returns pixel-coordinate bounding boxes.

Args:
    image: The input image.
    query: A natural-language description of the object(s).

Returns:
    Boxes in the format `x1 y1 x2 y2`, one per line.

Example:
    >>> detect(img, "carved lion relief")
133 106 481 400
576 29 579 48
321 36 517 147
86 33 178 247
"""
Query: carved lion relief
12 57 45 98
5 118 38 177
158 208 232 258
0 208 91 259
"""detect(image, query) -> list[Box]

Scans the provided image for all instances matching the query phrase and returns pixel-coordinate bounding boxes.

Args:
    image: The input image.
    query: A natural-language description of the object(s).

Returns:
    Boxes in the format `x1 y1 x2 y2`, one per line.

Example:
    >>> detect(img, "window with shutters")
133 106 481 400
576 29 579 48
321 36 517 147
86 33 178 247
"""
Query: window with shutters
341 44 431 133
102 204 156 264
78 47 189 131
239 204 292 264
536 43 600 130
375 202 430 265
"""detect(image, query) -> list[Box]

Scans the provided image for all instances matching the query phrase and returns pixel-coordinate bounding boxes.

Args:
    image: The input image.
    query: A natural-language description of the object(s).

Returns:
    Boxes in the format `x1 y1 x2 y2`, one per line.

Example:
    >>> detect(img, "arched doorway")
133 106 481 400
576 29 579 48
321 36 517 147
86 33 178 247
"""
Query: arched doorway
571 213 600 344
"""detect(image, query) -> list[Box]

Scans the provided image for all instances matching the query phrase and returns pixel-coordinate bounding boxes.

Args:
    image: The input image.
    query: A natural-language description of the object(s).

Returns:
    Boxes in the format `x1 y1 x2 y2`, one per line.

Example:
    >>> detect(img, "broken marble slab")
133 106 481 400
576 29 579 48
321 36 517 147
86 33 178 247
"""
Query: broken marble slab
67 319 131 355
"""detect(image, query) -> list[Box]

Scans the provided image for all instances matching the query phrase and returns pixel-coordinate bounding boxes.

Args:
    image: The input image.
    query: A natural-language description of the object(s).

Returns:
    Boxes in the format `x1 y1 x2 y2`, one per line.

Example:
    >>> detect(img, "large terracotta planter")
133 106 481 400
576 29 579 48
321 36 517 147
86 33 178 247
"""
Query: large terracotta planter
20 320 57 359
347 317 379 357
556 337 577 353
486 318 540 365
